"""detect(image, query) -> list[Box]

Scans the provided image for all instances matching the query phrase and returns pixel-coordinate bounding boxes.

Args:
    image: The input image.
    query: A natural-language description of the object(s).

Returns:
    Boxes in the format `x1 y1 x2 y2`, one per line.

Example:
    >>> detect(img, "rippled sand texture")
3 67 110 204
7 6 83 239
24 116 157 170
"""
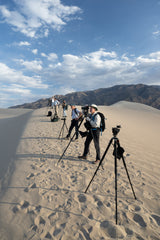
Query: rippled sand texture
0 102 160 240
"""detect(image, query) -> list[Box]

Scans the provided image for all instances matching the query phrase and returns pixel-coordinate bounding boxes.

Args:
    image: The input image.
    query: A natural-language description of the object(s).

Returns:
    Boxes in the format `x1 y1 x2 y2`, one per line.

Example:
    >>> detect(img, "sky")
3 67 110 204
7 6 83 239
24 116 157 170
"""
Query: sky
0 0 160 108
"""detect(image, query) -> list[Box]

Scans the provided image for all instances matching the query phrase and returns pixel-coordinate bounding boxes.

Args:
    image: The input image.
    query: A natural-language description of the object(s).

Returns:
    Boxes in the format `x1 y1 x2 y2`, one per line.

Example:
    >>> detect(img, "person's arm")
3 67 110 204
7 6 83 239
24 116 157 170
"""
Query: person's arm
78 111 83 120
75 109 82 120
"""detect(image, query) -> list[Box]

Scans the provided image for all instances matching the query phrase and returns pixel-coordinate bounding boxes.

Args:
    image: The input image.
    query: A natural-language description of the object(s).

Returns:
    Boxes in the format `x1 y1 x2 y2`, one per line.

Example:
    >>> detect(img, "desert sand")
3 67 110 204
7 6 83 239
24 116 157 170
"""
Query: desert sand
0 102 160 240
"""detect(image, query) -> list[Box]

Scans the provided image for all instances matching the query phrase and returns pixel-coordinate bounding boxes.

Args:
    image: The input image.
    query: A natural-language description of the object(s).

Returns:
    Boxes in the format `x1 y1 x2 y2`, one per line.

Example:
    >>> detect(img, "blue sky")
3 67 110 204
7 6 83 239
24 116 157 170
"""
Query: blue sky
0 0 160 107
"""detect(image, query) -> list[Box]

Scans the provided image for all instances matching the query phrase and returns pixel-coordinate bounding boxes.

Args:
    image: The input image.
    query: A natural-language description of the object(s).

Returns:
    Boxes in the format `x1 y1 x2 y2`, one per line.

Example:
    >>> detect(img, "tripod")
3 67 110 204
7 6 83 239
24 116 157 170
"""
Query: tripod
58 117 85 163
85 126 137 225
58 118 69 139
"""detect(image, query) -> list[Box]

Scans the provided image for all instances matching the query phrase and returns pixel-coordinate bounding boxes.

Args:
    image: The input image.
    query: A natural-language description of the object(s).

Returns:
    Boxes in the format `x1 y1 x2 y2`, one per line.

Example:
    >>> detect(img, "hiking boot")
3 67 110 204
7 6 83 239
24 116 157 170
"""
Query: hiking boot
64 135 70 140
72 139 78 142
92 159 100 164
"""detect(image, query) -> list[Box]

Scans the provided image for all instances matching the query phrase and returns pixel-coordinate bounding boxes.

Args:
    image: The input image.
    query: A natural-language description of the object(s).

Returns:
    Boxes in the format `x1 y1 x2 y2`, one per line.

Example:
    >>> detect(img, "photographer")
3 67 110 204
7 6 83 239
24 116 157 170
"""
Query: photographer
62 100 67 117
53 97 60 117
79 104 101 164
65 104 82 141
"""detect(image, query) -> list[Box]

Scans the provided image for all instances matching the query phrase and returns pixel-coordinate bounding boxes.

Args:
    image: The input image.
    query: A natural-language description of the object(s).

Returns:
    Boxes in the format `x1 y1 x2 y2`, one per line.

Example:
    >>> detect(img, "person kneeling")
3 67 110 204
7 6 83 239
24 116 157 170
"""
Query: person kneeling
78 104 101 164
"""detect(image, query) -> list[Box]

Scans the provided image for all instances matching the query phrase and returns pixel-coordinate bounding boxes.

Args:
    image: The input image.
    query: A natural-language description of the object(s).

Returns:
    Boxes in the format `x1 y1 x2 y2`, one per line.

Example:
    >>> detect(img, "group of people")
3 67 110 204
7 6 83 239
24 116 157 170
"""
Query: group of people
49 97 102 164
51 96 67 118
64 103 101 164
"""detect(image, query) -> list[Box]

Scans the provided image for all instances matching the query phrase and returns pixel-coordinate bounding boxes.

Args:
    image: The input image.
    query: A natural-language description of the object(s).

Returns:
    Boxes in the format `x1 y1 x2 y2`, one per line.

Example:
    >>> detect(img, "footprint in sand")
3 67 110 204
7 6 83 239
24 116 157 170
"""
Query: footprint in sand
70 175 77 183
53 228 61 237
100 221 124 238
135 234 145 240
12 205 20 213
35 216 46 226
88 213 93 220
79 227 92 240
128 204 141 212
30 164 36 170
125 227 133 236
83 167 88 171
133 213 147 228
44 232 52 239
30 224 38 232
78 194 87 203
20 200 30 209
26 173 34 179
64 198 72 210
60 223 66 229
151 214 160 226
35 205 42 213
24 183 37 192
48 212 58 226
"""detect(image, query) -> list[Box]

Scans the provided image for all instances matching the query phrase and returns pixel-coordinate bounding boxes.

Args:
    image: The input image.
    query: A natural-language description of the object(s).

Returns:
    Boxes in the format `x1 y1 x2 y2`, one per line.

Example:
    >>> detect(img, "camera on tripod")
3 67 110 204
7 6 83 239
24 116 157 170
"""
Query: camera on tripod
112 125 121 137
81 105 89 117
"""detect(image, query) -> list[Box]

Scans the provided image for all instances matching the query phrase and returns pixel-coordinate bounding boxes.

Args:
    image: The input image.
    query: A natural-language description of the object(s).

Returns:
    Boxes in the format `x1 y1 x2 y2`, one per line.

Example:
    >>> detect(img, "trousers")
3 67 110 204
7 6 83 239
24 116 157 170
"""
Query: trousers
83 129 100 160
67 119 79 138
54 105 59 116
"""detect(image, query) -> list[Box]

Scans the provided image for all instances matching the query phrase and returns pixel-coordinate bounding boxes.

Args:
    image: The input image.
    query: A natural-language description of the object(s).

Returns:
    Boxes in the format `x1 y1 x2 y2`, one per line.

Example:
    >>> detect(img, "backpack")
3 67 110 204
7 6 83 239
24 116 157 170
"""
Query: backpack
51 115 59 122
95 112 106 132
113 146 124 159
47 111 52 117
74 108 78 115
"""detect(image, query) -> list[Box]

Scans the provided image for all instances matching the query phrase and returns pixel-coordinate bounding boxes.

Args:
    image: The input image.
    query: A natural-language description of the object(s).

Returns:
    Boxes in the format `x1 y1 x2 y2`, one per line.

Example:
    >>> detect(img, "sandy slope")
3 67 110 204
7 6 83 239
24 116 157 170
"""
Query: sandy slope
0 102 160 240
0 109 32 194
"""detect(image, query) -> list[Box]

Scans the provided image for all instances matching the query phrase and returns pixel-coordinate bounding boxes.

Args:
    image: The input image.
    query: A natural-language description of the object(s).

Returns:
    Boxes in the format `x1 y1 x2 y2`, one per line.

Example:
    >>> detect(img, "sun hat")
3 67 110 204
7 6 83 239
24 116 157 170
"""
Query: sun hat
90 104 98 111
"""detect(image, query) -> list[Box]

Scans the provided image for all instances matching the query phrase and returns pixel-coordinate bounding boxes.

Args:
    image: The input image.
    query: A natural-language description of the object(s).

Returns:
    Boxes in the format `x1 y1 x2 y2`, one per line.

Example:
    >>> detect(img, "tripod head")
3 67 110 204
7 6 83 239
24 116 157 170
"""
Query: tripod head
81 105 89 117
112 125 121 137
61 117 67 121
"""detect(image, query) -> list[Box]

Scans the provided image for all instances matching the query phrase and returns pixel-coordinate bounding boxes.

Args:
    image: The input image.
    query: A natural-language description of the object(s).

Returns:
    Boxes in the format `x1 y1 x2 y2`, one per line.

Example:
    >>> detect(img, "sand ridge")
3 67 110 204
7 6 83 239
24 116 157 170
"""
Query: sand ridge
0 102 160 239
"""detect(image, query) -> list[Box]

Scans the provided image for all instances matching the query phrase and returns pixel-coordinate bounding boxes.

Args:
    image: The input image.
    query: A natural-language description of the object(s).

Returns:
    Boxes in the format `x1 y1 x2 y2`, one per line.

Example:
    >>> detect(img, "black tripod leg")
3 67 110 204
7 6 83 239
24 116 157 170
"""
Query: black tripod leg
58 118 84 163
65 122 69 133
58 124 63 138
121 155 137 200
58 122 64 139
62 123 65 138
84 138 113 193
114 142 118 225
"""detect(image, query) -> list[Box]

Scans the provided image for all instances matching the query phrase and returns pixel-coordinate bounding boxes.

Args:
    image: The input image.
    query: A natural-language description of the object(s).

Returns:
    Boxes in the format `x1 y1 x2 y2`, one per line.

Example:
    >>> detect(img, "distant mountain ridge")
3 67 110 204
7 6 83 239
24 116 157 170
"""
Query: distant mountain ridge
10 84 160 110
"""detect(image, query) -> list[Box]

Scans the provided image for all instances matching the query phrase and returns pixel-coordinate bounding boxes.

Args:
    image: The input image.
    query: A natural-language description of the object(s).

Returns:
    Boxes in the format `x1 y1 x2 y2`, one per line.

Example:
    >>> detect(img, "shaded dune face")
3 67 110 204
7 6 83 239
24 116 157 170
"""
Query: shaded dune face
0 109 32 193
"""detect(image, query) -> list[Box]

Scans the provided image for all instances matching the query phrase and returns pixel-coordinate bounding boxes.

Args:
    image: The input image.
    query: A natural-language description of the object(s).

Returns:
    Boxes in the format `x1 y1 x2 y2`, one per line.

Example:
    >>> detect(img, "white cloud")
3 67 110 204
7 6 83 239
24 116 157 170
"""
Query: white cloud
0 62 48 107
0 63 48 107
43 49 160 90
68 40 73 44
18 59 43 71
87 48 117 60
47 53 58 61
41 52 58 61
0 0 82 38
0 62 47 88
41 52 47 57
2 84 31 95
18 41 31 46
153 30 160 36
1 49 160 108
32 49 38 55
149 51 160 59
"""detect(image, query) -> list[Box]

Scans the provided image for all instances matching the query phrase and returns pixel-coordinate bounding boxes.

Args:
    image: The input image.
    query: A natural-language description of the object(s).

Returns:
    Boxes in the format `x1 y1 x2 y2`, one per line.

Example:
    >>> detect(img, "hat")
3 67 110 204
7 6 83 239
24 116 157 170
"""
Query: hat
70 104 76 106
90 104 98 111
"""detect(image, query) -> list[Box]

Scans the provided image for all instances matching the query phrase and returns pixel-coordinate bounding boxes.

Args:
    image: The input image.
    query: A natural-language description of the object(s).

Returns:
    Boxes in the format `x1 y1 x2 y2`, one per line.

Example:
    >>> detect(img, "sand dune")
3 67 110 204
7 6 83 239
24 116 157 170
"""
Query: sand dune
0 102 160 240
0 109 32 195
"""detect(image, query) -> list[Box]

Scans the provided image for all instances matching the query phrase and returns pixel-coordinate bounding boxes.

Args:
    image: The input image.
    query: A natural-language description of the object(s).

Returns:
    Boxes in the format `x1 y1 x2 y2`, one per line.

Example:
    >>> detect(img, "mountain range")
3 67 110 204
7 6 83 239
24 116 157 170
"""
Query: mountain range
10 84 160 110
